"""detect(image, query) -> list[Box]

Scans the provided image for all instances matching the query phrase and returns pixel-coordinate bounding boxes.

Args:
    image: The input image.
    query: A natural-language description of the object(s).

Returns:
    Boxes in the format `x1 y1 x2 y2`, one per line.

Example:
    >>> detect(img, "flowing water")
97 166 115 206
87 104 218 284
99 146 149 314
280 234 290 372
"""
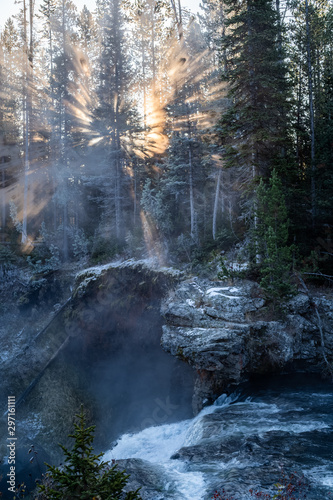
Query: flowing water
105 375 333 499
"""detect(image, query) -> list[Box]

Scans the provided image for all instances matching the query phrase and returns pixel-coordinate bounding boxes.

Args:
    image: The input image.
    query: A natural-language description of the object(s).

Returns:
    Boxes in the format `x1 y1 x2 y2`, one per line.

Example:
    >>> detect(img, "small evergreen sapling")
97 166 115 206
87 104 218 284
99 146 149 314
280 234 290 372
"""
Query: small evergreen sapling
37 406 141 500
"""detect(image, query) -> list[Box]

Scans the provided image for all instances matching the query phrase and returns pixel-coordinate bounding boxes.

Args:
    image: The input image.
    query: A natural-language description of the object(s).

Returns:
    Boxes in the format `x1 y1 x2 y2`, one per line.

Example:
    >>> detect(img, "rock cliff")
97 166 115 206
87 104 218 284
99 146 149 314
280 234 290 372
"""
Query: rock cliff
0 260 194 466
1 260 332 486
161 278 333 413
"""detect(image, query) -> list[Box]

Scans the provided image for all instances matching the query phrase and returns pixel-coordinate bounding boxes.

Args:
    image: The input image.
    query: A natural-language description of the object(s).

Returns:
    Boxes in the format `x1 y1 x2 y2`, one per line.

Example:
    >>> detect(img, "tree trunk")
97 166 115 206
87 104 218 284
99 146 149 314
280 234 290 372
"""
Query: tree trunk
151 0 156 85
1 164 5 242
115 153 121 240
133 162 137 224
114 23 122 241
22 0 29 244
188 142 196 242
141 31 147 129
170 0 183 41
61 0 69 260
213 168 221 241
296 63 302 170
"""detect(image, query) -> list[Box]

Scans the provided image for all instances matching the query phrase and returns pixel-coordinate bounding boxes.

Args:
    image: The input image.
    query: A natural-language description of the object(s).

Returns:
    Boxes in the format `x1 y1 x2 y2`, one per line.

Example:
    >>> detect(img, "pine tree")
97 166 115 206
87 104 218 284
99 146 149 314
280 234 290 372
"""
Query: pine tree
94 0 136 243
41 0 90 260
316 5 333 249
218 0 292 181
253 170 295 301
0 19 23 242
158 130 205 242
37 406 141 500
287 0 333 265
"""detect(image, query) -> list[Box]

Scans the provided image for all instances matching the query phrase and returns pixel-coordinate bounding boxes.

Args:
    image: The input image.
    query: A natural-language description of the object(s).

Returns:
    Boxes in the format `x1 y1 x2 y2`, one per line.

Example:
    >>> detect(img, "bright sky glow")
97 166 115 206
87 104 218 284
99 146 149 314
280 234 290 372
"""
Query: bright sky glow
1 0 202 29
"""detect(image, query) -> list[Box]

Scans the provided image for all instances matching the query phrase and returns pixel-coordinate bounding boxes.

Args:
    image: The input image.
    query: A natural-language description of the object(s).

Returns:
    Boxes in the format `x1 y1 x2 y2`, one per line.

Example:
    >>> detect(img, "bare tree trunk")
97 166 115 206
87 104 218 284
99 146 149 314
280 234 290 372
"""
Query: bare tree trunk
170 0 183 41
188 142 196 242
296 64 302 170
29 0 34 79
134 162 137 224
253 154 260 264
151 0 156 84
114 23 122 241
213 168 221 241
141 32 147 129
177 0 183 39
218 1 227 73
21 0 32 244
22 0 28 243
47 3 57 232
61 0 69 260
115 154 121 240
1 163 6 241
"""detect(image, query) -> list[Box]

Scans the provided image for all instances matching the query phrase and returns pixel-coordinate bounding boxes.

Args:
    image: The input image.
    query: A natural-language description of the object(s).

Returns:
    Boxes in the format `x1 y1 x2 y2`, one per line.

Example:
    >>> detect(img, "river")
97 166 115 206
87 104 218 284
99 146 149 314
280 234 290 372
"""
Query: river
105 374 333 499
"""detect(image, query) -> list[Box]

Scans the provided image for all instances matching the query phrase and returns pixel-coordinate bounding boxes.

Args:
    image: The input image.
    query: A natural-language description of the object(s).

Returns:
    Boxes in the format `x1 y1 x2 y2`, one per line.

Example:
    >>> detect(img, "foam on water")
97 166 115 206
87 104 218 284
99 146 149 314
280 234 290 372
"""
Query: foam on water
105 394 237 462
104 393 239 499
104 419 208 499
105 382 333 499
306 464 333 493
105 419 192 464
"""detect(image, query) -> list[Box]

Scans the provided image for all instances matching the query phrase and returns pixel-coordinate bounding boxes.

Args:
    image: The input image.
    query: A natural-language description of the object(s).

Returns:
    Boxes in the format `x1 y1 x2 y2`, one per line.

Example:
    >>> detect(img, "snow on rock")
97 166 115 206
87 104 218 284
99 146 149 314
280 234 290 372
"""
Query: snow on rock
206 287 232 294
74 259 182 298
161 278 333 413
186 299 195 307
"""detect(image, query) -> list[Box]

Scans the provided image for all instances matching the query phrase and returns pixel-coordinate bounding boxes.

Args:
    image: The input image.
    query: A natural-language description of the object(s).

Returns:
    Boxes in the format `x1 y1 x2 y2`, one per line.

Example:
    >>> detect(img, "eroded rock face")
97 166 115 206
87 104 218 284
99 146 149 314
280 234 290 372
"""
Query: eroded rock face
0 260 194 465
161 279 333 413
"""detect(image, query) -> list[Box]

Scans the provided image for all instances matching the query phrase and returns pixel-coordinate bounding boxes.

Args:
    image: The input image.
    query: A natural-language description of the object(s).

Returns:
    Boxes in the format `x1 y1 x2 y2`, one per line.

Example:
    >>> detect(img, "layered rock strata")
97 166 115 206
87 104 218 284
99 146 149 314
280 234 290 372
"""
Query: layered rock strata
161 279 333 412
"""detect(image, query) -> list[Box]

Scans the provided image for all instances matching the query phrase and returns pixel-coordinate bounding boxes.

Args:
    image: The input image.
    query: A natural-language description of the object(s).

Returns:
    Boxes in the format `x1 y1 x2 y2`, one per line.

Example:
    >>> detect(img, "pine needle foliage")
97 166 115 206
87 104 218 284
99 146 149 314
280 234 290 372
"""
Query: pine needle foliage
38 406 141 500
218 0 292 179
252 170 295 301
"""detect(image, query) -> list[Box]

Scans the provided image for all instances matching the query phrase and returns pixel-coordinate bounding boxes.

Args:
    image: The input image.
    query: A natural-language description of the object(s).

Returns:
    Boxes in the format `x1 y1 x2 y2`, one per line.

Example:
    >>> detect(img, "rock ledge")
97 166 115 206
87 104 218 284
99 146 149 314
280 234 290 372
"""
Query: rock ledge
161 278 333 412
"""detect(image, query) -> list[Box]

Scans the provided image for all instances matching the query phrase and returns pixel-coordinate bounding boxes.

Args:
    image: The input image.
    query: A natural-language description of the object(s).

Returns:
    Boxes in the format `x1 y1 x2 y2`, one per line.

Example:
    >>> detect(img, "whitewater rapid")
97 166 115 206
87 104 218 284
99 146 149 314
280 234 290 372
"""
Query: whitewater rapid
105 376 333 499
104 395 237 499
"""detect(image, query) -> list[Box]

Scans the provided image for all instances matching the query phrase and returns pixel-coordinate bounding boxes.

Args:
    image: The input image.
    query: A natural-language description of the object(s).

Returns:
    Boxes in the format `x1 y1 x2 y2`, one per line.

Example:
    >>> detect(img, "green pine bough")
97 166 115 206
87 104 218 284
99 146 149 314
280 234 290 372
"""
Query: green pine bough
37 406 141 500
251 170 295 302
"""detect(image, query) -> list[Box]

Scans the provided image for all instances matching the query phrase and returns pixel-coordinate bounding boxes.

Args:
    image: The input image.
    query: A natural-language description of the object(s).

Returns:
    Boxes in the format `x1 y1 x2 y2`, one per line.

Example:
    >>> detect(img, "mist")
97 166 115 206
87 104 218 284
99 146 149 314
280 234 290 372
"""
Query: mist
0 0 229 263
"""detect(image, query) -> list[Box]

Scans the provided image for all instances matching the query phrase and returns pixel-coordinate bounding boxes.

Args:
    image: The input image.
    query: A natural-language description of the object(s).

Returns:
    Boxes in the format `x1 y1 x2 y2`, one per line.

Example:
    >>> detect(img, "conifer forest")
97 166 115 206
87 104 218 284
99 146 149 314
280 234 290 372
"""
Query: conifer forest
0 0 332 283
1 2 333 499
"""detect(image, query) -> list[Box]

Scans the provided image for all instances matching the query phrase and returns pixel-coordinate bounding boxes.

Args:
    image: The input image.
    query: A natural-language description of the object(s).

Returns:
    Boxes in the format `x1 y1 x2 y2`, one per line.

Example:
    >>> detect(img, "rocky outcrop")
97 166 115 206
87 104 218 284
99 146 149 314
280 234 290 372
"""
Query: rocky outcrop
117 459 175 500
0 260 194 464
161 279 333 413
1 259 332 476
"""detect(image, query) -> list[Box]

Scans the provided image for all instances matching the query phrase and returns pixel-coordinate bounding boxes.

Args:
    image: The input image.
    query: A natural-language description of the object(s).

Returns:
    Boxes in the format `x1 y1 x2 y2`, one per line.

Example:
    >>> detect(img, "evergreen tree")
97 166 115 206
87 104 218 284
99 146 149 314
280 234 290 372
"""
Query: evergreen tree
40 0 92 260
125 0 173 130
199 0 226 70
316 5 333 251
218 0 292 181
0 37 19 242
94 0 136 243
158 130 205 242
37 407 141 500
287 0 333 268
253 170 295 301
